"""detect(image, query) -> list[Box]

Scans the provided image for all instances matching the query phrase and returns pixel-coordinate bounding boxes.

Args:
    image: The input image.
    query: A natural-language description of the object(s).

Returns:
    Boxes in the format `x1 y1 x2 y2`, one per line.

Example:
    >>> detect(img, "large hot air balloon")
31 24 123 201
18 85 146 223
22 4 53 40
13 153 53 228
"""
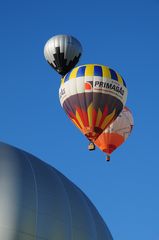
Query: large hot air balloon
59 64 128 149
0 142 113 239
95 106 134 161
44 34 82 76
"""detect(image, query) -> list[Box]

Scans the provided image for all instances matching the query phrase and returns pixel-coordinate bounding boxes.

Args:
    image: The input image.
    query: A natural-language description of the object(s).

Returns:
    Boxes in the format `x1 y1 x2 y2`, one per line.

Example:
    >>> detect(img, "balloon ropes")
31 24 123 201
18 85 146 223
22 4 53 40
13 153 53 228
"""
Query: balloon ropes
44 35 82 76
59 64 128 148
95 106 134 161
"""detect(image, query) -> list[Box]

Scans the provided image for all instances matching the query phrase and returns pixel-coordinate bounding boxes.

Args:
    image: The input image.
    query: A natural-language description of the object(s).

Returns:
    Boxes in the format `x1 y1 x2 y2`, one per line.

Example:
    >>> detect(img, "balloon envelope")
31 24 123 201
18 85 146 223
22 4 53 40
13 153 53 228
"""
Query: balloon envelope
44 34 82 76
95 106 134 157
59 64 128 142
0 142 113 240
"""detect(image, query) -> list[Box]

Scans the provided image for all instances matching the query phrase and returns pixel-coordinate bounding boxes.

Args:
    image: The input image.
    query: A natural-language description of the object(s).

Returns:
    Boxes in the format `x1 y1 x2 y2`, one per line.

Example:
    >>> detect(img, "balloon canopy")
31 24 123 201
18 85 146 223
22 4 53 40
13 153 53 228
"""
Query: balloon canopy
44 34 82 76
95 106 134 160
0 142 113 240
59 64 128 143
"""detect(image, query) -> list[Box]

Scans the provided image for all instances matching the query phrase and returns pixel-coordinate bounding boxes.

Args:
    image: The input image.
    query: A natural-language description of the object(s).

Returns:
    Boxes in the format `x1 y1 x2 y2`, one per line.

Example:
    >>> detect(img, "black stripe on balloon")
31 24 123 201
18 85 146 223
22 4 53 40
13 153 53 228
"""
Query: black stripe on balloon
48 47 81 76
53 47 67 74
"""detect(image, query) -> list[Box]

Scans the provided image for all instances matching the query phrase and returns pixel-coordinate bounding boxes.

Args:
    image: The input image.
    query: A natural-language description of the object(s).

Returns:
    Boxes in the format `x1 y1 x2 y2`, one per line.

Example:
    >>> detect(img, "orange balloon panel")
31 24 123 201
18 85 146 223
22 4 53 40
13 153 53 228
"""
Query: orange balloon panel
95 132 124 154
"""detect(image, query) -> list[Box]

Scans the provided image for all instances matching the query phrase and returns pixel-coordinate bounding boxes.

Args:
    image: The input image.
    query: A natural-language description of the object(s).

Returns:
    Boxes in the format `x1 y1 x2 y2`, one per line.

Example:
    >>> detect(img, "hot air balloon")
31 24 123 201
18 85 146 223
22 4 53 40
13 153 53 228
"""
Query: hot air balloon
95 106 134 161
44 34 82 76
0 142 113 239
59 64 128 149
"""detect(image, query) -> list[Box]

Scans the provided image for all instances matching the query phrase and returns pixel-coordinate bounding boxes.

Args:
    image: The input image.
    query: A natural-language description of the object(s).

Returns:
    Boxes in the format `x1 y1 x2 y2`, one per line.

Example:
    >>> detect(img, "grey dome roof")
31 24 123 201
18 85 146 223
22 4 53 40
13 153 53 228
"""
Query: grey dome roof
0 142 113 240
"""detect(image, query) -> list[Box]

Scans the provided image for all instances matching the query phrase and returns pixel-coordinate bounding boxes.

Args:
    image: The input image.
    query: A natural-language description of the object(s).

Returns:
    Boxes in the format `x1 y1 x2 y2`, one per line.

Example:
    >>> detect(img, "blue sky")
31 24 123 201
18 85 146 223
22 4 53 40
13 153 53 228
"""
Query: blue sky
0 0 159 239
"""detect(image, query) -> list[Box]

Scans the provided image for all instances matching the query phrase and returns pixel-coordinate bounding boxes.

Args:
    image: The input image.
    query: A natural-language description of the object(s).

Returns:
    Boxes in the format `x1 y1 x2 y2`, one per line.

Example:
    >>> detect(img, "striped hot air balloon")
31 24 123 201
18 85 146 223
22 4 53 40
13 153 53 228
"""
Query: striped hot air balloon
59 64 128 149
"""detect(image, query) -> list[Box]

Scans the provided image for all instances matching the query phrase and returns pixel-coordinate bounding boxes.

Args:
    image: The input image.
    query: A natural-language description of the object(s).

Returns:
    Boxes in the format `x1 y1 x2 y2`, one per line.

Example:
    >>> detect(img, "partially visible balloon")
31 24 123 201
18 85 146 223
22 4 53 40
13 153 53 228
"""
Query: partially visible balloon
44 35 82 76
0 142 113 240
95 106 134 161
59 64 128 145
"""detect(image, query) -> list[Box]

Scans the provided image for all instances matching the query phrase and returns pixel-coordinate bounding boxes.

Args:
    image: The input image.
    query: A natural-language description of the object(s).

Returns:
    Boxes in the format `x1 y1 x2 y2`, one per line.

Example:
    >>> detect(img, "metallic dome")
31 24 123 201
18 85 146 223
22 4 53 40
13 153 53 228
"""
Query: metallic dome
0 142 113 240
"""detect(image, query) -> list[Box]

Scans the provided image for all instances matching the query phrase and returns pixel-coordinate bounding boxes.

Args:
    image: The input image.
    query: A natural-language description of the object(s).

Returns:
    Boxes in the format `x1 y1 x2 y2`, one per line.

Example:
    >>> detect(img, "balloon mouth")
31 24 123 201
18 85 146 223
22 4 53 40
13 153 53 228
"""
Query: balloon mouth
47 62 67 76
84 127 103 142
57 68 65 75
56 67 74 76
103 145 117 154
94 127 103 134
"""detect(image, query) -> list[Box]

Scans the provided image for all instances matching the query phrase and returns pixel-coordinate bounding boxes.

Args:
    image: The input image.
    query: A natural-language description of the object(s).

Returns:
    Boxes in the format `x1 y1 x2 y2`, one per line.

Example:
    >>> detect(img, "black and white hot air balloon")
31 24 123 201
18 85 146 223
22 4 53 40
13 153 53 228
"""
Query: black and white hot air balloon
44 34 82 76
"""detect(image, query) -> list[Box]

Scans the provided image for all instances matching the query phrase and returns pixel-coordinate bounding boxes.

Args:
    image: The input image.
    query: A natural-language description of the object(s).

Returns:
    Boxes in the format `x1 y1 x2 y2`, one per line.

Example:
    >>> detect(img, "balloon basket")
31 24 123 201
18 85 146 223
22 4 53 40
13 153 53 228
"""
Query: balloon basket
88 142 95 151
